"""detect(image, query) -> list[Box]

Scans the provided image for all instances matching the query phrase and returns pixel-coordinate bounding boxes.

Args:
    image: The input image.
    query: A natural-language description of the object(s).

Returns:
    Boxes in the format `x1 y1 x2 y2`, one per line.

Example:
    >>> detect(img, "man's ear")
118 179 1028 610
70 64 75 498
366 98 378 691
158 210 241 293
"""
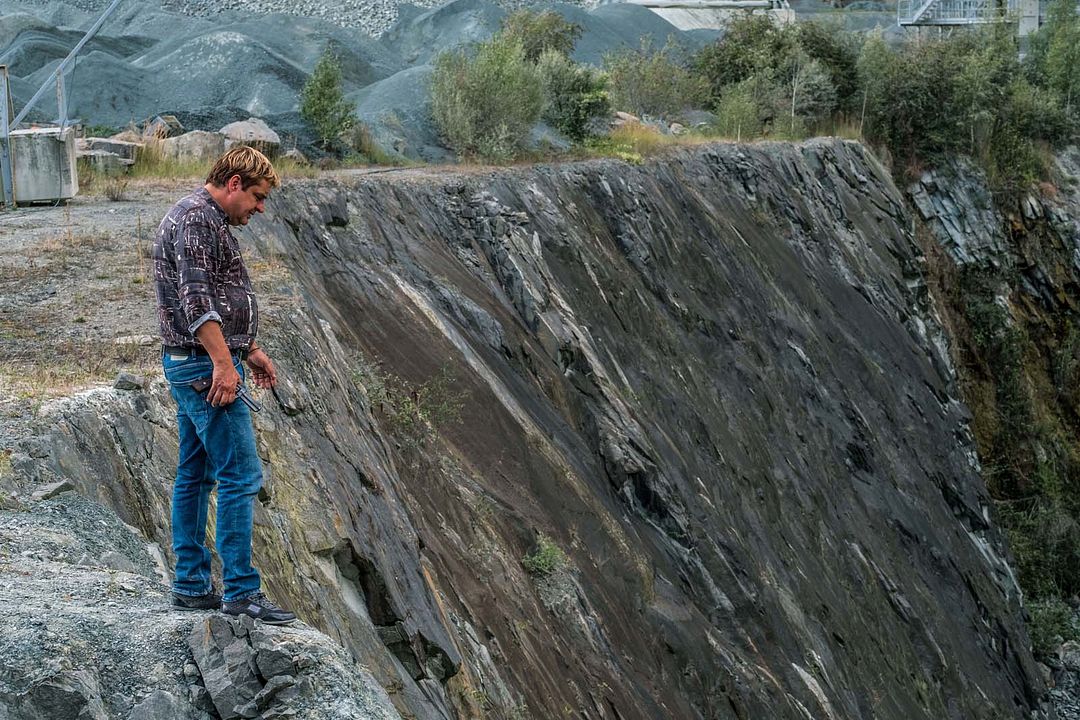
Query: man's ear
226 174 243 192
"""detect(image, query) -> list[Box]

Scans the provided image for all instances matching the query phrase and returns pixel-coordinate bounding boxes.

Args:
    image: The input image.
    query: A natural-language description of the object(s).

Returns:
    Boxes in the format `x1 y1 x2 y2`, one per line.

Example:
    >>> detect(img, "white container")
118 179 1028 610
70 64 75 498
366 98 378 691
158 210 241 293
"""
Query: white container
10 126 79 203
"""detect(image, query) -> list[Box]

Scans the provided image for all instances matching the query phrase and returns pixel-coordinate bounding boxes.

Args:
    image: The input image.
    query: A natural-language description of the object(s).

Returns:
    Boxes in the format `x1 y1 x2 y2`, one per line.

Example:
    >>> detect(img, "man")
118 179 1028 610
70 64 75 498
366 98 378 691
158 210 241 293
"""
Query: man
153 145 295 625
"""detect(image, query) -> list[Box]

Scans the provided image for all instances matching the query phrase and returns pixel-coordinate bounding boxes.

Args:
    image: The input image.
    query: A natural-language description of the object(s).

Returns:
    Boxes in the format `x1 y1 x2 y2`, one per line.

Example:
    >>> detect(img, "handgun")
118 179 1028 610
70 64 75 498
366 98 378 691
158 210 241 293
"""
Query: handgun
191 377 262 413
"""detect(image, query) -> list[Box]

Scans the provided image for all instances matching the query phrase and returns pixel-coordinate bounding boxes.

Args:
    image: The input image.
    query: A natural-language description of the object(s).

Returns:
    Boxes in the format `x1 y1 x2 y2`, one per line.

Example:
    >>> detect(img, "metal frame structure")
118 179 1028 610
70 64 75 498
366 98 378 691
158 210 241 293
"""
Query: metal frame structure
0 0 121 207
898 0 1015 24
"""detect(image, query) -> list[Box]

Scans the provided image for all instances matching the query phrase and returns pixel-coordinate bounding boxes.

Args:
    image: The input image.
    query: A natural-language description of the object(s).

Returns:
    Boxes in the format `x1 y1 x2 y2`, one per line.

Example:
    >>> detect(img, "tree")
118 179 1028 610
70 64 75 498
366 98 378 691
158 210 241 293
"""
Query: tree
498 9 582 63
605 39 711 118
430 37 544 161
301 48 357 149
692 14 797 101
1043 0 1080 115
796 20 861 112
537 49 610 141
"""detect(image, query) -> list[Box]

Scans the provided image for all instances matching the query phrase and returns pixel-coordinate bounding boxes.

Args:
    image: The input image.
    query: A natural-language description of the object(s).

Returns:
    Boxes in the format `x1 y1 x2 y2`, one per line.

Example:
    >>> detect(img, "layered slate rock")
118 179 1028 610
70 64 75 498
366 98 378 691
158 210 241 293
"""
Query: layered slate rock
11 141 1047 719
0 493 399 720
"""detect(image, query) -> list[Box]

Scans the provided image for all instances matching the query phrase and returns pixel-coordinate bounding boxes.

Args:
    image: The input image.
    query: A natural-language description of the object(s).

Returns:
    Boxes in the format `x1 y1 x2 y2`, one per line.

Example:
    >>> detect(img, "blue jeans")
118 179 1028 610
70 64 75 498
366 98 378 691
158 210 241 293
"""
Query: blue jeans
163 350 262 602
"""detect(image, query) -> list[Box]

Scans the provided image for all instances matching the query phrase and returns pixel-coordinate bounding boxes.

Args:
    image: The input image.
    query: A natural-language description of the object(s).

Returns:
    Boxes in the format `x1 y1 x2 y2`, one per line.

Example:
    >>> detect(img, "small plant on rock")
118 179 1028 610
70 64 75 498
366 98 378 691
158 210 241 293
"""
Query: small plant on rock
521 533 568 577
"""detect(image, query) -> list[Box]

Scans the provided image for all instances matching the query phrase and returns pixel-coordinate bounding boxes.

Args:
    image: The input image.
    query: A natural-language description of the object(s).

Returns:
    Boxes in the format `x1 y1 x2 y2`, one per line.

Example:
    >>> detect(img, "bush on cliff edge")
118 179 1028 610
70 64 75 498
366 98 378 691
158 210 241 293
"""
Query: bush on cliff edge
430 37 544 162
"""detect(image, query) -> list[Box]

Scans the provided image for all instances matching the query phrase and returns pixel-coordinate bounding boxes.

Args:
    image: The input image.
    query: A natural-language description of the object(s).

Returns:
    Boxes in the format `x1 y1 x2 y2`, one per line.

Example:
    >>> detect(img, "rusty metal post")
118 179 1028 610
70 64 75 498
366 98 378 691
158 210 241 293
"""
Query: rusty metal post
0 65 15 208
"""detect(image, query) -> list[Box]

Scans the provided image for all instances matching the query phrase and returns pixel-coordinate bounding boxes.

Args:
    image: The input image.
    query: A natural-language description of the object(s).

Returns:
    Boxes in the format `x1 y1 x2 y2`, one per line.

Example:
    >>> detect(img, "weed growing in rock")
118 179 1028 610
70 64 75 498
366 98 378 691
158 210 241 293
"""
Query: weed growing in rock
104 176 128 202
521 533 567 577
1027 598 1080 655
956 266 1080 651
352 357 465 449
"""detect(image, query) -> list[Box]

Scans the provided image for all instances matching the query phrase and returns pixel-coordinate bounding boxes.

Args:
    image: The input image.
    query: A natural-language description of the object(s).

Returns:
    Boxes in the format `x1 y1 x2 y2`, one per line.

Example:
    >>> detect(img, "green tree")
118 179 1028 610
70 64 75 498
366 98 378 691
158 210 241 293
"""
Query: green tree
537 49 610 141
430 37 544 161
301 48 357 149
1043 0 1080 114
692 14 797 100
796 20 861 112
498 9 582 62
605 39 711 118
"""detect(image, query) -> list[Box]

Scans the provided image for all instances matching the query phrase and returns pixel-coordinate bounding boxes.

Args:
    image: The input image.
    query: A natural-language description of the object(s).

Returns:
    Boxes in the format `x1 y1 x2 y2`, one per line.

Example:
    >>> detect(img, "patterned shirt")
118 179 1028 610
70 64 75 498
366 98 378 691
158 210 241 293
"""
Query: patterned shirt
153 187 258 350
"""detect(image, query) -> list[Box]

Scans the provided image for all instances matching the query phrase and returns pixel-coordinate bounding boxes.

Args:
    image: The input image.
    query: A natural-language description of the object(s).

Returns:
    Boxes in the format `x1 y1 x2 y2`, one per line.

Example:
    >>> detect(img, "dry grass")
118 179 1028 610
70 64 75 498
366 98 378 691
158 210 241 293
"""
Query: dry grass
79 139 321 195
0 344 156 402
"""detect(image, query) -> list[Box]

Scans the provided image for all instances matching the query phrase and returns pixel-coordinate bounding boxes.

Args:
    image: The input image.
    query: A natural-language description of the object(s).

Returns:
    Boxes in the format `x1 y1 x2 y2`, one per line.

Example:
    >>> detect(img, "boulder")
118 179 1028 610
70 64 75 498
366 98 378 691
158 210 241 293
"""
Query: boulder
143 114 184 139
84 138 141 161
162 130 226 162
77 150 134 175
282 148 309 166
219 118 281 156
109 129 143 144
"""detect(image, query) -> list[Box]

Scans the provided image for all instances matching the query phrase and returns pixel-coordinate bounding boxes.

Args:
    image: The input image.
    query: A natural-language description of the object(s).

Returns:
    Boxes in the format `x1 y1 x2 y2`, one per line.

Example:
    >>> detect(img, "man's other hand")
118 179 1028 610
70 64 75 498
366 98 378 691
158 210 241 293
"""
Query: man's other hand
247 348 277 389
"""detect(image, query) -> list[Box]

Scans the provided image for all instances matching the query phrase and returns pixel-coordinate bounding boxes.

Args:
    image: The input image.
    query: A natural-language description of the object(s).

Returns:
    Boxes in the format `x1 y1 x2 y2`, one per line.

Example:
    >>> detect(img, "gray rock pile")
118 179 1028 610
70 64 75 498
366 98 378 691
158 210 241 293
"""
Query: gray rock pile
158 0 596 35
0 491 400 720
188 614 400 720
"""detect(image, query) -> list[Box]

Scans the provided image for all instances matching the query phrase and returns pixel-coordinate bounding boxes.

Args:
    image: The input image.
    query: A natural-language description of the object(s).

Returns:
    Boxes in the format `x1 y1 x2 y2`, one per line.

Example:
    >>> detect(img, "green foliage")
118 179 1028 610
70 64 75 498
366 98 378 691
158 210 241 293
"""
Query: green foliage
430 37 544 161
795 20 862 112
537 49 610 141
604 39 711 118
352 360 464 448
959 268 1080 620
341 123 395 165
1043 0 1080 115
693 16 841 136
693 14 796 100
301 48 358 149
786 51 838 130
521 534 568 577
715 78 765 139
81 123 116 138
855 25 1069 193
498 9 582 62
1026 598 1080 655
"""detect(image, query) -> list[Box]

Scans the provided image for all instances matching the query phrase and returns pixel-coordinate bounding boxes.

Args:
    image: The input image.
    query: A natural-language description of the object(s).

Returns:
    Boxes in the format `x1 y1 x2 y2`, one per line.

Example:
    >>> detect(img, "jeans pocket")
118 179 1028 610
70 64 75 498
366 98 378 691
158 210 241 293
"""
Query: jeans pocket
163 355 214 387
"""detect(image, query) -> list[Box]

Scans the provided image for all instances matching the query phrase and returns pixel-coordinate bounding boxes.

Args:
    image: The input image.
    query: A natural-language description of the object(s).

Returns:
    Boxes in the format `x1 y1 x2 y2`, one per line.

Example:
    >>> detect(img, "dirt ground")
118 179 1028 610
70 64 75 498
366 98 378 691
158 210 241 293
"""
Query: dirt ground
0 178 224 448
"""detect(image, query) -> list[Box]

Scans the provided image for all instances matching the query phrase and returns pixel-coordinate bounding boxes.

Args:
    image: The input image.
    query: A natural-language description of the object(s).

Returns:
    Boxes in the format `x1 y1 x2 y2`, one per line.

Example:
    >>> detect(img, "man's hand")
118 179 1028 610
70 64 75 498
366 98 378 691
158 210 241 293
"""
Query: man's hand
196 321 240 406
209 362 242 407
247 347 277 389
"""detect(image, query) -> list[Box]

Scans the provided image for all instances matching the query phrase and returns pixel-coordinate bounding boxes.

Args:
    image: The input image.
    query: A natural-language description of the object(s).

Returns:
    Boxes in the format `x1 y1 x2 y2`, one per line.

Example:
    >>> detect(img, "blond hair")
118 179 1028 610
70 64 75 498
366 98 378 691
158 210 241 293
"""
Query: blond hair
206 146 281 189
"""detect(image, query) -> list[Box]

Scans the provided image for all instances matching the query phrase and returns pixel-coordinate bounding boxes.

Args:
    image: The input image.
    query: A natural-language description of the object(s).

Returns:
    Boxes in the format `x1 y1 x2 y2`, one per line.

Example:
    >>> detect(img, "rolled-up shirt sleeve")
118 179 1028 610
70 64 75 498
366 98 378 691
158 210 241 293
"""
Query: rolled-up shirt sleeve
175 211 223 334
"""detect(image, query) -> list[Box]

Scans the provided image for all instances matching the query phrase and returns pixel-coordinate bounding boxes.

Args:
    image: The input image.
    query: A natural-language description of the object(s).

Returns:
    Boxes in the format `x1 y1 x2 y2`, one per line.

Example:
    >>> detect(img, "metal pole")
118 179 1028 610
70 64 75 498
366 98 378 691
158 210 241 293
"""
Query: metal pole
56 72 67 130
10 0 122 128
0 66 15 207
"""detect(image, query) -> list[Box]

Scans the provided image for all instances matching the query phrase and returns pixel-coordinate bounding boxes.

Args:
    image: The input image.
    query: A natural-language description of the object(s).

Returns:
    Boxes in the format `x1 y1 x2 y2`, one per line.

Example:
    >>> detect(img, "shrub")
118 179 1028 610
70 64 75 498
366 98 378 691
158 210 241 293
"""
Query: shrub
430 37 544 161
785 52 838 131
522 534 568 577
604 39 711 119
715 73 785 138
693 14 795 100
498 9 582 62
795 20 861 113
301 47 357 150
537 49 610 141
1026 597 1079 655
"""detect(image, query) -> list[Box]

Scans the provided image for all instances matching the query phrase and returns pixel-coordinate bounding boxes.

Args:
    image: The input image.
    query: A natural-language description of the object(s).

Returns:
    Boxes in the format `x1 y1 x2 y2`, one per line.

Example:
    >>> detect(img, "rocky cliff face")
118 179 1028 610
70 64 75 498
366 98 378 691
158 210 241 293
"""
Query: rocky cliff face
2 140 1050 719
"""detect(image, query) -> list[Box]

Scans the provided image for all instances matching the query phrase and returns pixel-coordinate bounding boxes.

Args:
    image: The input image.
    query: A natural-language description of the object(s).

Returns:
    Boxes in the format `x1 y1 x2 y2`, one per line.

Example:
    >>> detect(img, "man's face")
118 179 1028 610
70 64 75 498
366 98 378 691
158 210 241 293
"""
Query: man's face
222 175 272 226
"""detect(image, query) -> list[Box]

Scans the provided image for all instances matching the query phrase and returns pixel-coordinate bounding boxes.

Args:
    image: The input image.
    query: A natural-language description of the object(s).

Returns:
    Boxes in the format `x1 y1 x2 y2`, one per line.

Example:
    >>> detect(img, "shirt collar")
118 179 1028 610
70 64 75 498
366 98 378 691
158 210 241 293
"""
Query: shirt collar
195 186 228 223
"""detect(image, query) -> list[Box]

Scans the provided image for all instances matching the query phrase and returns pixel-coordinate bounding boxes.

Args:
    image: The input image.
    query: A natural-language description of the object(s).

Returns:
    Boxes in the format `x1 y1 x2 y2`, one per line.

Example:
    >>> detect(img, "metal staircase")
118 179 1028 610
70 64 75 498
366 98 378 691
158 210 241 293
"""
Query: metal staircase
898 0 1015 25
